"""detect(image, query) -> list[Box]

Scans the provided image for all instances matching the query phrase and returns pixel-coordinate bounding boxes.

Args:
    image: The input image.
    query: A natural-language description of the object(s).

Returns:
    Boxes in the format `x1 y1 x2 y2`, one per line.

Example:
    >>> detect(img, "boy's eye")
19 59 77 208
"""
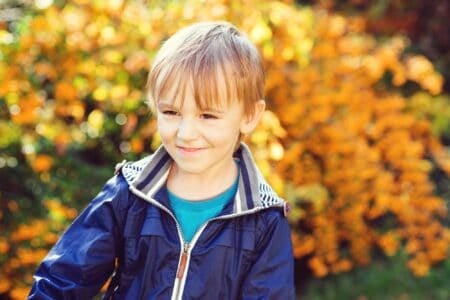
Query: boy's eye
162 110 178 116
200 113 218 120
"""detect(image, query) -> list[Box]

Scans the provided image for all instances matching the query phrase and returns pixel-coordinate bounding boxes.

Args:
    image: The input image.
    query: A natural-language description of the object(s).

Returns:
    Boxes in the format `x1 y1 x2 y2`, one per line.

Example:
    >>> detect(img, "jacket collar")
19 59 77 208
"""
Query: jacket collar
119 142 285 216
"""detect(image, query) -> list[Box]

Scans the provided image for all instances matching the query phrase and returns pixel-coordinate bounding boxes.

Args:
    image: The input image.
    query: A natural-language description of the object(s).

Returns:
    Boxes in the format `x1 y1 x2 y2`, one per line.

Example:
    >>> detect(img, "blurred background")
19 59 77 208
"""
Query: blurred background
1 0 449 299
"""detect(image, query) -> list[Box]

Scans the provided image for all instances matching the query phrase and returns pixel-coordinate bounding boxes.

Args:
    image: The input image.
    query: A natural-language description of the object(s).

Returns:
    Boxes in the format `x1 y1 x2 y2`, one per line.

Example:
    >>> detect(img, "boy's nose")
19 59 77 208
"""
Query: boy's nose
176 118 198 140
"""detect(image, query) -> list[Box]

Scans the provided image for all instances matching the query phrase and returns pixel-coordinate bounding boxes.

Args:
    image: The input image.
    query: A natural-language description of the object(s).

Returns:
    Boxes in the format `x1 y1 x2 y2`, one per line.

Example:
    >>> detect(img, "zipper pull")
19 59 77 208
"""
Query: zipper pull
176 243 189 279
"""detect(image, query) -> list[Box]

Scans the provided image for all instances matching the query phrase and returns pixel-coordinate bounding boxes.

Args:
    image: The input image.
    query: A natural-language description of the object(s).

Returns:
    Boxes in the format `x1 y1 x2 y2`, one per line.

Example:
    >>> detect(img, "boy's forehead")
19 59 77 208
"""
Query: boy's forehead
157 72 240 109
158 92 237 111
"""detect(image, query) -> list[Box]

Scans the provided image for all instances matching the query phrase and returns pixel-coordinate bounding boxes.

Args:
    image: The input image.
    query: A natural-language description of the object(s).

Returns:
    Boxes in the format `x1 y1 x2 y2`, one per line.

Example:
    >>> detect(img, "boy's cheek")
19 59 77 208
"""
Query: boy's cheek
157 121 177 132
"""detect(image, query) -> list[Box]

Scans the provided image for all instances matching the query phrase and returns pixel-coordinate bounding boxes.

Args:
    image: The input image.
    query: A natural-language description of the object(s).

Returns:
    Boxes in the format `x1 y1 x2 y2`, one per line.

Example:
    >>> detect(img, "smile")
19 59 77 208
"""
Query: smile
176 146 204 153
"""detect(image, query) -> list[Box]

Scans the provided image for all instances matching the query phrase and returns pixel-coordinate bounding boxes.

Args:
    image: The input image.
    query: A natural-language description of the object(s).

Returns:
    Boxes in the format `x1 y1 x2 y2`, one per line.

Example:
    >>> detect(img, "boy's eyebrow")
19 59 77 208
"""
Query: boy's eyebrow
201 107 224 114
157 102 177 110
157 101 225 113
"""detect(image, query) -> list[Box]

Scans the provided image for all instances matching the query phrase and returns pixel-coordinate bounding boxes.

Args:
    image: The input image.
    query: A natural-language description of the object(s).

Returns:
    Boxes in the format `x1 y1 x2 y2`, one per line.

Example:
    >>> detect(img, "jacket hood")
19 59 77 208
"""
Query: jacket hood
116 143 287 217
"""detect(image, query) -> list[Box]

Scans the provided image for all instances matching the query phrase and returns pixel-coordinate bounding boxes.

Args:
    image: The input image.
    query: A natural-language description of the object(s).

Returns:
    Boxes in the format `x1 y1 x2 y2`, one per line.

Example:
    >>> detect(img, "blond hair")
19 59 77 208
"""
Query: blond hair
146 21 265 116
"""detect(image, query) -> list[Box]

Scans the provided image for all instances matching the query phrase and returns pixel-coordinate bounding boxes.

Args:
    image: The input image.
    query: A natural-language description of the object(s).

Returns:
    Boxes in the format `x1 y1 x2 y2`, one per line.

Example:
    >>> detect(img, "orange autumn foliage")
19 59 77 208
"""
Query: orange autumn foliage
30 154 54 173
257 6 450 277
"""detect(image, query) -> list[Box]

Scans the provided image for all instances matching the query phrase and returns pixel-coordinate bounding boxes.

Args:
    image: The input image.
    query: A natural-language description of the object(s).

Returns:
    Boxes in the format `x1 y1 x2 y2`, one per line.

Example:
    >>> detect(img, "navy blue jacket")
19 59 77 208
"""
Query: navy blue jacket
29 144 295 299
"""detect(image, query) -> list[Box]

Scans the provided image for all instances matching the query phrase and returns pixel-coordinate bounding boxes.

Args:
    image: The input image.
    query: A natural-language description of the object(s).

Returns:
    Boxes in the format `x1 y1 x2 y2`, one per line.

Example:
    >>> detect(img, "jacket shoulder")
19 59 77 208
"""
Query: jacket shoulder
256 172 290 218
114 155 153 184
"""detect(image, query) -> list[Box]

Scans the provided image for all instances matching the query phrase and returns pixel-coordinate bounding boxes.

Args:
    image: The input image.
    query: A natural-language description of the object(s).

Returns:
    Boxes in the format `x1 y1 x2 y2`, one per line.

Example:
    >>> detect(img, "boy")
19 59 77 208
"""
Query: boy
29 21 295 299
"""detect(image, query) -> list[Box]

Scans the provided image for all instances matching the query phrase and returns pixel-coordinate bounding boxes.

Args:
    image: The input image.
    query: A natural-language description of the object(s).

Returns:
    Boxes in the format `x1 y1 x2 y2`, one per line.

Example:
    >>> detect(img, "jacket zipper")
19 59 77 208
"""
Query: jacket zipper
171 222 212 300
129 184 279 299
128 186 190 300
139 200 189 300
169 208 268 300
171 242 190 300
176 243 189 279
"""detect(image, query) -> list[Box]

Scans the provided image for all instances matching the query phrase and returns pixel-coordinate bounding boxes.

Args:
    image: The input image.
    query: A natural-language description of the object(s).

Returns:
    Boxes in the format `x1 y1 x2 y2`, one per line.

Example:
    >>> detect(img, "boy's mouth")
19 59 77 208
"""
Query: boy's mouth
176 146 204 153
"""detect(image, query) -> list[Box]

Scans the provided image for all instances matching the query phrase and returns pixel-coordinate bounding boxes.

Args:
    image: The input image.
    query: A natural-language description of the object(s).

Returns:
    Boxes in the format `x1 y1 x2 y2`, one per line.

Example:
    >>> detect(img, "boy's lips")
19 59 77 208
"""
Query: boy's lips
176 146 204 153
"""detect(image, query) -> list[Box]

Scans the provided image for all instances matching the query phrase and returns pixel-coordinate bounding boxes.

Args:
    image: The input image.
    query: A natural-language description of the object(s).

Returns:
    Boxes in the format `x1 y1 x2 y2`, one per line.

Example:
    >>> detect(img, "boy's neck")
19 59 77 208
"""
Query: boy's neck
166 160 238 201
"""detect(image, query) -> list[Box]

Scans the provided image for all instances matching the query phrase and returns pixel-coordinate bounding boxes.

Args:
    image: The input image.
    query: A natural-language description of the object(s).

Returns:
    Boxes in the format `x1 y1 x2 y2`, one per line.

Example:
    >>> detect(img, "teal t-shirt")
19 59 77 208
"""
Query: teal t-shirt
168 175 239 243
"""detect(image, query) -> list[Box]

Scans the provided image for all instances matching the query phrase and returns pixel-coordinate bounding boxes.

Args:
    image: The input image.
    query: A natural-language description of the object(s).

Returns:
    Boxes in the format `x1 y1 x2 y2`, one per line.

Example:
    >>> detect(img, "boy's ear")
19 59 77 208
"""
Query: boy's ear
240 100 266 134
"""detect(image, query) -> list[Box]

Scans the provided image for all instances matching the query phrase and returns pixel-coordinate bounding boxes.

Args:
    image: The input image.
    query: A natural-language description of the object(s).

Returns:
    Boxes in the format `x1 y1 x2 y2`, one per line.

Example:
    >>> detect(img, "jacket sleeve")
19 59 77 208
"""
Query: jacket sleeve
28 174 130 299
241 210 296 300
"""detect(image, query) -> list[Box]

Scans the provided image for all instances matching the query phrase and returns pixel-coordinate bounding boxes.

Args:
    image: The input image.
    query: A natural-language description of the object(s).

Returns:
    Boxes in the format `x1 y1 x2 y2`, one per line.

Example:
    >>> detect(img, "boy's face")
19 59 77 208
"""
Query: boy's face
156 83 263 179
